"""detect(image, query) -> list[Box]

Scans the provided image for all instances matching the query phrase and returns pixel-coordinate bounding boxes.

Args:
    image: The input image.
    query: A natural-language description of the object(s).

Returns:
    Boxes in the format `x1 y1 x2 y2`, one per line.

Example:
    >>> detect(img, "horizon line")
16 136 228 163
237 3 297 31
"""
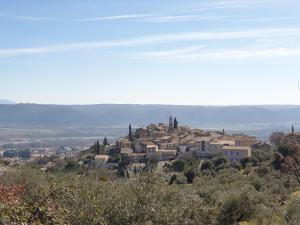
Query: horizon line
3 102 300 107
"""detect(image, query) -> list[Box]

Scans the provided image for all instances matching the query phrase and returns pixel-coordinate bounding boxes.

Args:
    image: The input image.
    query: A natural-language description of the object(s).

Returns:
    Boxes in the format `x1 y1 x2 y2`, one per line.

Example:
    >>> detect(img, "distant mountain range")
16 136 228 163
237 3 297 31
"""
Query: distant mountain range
0 104 300 127
0 99 15 104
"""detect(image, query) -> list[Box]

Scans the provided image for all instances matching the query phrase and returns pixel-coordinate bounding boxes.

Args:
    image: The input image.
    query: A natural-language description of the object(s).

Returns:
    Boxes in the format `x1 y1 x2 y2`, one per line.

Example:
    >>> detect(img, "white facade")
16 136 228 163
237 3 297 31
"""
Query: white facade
208 140 235 155
223 146 251 162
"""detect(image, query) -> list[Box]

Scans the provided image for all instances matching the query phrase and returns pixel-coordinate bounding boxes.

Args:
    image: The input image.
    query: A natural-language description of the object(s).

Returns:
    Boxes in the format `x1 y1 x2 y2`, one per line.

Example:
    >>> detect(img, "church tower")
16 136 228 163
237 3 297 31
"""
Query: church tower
169 115 173 131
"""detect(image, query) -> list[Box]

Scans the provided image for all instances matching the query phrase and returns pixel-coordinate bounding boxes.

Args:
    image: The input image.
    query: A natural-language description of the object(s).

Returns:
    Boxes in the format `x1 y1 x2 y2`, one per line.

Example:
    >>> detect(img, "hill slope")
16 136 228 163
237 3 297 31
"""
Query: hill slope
0 104 299 127
0 99 15 104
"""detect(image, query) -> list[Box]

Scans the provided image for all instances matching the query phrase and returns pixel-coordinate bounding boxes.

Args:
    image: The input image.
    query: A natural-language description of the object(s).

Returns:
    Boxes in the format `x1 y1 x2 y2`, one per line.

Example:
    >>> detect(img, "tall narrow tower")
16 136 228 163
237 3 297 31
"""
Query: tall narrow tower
169 115 173 131
129 124 133 141
174 117 178 129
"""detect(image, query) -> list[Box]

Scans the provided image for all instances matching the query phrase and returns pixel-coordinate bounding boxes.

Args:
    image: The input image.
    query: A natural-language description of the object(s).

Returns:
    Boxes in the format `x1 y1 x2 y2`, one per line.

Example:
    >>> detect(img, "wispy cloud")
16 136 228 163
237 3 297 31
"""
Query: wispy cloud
142 15 234 23
76 14 151 22
76 13 300 23
134 46 206 59
242 16 300 22
73 0 259 23
136 46 300 60
175 0 261 14
0 12 235 23
1 28 300 57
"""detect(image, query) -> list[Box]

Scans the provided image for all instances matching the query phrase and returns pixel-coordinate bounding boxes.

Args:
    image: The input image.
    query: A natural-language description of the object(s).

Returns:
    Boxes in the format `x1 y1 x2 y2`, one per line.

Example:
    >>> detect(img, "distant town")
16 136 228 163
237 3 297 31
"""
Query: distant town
0 116 262 171
116 116 256 163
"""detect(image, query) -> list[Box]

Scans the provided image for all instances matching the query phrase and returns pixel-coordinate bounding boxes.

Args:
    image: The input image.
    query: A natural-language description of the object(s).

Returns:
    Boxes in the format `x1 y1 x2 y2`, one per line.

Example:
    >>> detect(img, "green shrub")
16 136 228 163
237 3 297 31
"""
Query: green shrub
251 177 264 192
184 168 196 184
255 165 270 177
285 198 300 225
174 174 187 185
252 148 273 163
64 160 80 172
231 161 242 171
217 187 263 225
240 157 258 169
171 159 186 172
201 160 213 171
213 157 227 167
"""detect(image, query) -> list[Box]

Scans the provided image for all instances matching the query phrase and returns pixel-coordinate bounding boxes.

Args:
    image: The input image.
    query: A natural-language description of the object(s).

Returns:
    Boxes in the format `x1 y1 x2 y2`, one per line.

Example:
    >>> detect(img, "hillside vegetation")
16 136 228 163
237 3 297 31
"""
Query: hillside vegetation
0 134 300 225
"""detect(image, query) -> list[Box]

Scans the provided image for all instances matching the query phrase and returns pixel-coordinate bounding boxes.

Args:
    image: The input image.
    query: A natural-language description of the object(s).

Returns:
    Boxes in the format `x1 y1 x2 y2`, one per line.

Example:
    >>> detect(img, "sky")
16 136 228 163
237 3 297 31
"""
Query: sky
1 0 300 105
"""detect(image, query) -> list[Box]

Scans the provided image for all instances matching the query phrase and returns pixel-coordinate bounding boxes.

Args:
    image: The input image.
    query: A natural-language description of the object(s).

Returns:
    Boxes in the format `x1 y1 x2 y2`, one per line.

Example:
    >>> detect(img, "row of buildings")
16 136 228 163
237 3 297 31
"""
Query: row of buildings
114 117 256 163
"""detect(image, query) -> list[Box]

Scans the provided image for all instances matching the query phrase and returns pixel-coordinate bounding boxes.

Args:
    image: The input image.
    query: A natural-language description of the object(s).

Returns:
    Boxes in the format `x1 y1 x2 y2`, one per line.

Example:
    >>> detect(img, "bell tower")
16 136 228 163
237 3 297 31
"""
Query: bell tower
169 115 173 131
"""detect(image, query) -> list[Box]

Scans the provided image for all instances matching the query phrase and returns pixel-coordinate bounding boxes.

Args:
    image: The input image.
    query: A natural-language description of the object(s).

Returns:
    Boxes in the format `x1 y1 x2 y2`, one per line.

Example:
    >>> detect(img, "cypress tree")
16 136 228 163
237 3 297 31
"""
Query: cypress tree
103 136 109 146
129 124 133 141
174 117 178 129
96 140 100 155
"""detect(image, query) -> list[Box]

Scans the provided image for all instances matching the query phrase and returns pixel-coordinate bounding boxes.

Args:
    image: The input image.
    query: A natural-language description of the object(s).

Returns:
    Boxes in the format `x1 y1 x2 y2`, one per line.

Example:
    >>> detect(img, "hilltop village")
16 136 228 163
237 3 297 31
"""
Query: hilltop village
94 116 257 167
0 116 258 170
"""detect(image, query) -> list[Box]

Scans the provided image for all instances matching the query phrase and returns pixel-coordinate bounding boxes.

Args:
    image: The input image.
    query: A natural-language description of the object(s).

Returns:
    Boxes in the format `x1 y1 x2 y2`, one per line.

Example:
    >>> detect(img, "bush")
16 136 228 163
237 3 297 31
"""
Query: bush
243 167 252 177
217 187 263 225
231 161 242 171
171 160 186 172
213 157 227 167
252 148 273 163
240 157 258 169
184 169 196 184
64 160 80 172
255 165 270 177
175 174 187 185
201 160 213 171
251 177 264 191
285 198 300 225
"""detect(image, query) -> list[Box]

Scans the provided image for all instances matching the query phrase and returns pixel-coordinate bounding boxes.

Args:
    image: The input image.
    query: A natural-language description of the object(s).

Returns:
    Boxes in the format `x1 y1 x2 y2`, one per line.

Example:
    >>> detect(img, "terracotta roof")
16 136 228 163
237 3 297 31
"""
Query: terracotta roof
121 148 133 154
210 140 235 145
161 136 172 140
95 155 110 161
194 136 214 142
159 150 177 153
141 141 156 146
223 146 251 151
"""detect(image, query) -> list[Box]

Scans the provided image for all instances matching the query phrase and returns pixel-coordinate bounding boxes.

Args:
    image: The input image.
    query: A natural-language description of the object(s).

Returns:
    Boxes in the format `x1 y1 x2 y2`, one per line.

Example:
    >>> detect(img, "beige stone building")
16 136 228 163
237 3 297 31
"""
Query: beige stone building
94 155 110 167
208 140 235 155
221 135 257 147
222 146 251 162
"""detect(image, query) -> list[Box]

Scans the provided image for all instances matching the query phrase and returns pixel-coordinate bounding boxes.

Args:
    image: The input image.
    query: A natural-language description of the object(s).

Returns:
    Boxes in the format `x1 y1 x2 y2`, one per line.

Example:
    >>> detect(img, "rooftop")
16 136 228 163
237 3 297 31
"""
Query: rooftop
95 155 110 161
223 146 251 151
210 140 235 145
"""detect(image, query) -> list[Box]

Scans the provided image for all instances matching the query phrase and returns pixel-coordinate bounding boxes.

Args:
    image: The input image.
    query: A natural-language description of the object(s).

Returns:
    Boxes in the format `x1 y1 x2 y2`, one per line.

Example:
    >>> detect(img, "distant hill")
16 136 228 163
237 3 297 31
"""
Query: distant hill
0 104 300 127
0 99 15 104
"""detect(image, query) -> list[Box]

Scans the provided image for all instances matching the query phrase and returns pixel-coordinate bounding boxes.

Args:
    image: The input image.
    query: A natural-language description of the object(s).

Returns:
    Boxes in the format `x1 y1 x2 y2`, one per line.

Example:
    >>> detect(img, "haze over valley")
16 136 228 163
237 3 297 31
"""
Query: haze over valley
1 103 300 148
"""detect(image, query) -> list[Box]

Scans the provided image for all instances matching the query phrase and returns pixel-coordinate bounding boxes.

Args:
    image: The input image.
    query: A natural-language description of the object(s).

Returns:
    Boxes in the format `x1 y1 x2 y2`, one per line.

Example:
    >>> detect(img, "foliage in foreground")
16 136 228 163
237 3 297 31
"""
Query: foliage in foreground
0 163 298 225
1 136 300 225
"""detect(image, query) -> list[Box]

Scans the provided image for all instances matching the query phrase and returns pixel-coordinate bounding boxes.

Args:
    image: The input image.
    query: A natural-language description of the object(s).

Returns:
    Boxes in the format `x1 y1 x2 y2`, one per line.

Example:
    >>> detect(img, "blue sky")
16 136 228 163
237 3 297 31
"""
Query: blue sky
1 0 300 105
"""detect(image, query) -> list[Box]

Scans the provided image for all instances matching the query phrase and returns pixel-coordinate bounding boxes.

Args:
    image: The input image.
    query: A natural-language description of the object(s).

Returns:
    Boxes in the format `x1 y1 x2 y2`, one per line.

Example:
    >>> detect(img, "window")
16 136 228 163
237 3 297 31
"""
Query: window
201 141 205 151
